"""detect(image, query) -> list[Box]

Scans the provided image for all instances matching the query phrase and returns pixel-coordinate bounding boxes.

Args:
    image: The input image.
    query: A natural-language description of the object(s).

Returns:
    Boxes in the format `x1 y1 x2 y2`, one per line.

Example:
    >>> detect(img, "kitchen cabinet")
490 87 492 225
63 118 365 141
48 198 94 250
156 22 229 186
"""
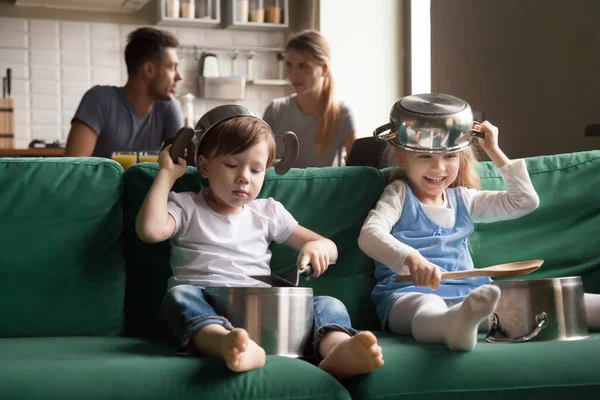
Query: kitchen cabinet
14 0 151 13
222 0 289 30
156 0 221 27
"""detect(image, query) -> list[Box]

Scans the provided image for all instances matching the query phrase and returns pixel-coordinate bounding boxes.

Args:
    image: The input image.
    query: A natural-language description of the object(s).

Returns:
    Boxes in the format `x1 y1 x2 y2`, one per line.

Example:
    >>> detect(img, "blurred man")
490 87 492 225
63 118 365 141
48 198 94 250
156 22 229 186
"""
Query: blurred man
65 27 183 157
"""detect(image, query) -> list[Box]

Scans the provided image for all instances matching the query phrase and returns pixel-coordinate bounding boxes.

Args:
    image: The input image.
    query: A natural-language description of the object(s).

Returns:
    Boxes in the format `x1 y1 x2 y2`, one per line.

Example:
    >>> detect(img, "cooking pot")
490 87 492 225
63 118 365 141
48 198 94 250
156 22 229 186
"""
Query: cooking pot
486 277 589 343
373 93 484 154
170 104 299 174
205 287 314 357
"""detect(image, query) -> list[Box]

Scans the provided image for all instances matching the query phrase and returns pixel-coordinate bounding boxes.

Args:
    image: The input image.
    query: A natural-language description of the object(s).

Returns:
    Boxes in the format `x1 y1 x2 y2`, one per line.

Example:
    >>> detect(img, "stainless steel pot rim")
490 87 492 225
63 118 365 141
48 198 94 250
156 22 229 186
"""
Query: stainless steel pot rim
393 141 473 154
373 93 481 154
205 287 314 295
492 276 582 289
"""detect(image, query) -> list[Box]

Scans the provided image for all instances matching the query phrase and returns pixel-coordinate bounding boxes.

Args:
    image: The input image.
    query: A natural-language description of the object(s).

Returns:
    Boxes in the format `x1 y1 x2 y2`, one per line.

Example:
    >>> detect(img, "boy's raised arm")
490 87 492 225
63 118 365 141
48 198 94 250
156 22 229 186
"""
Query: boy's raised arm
136 147 186 243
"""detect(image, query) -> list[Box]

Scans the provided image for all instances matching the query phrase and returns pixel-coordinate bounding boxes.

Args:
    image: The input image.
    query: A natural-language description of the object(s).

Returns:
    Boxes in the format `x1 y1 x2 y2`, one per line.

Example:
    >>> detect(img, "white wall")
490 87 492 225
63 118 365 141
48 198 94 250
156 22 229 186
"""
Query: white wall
0 10 287 147
319 0 404 138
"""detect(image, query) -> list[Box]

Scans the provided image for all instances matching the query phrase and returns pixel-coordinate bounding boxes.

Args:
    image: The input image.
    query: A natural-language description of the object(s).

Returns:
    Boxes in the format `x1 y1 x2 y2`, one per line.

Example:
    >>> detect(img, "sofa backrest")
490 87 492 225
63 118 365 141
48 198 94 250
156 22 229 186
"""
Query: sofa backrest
0 158 125 338
122 150 600 339
471 150 600 294
122 165 387 338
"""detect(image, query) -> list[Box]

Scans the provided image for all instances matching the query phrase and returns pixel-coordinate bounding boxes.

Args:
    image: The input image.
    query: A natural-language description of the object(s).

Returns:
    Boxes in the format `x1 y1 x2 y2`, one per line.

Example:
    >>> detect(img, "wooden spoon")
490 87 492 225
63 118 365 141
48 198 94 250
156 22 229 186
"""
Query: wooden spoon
395 259 544 283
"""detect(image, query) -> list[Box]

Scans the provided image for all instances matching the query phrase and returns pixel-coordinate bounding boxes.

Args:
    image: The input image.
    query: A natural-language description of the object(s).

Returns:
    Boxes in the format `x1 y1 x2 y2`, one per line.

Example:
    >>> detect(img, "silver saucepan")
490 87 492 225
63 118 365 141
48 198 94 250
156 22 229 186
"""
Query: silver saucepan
486 277 590 343
170 104 299 175
373 93 484 154
205 286 314 357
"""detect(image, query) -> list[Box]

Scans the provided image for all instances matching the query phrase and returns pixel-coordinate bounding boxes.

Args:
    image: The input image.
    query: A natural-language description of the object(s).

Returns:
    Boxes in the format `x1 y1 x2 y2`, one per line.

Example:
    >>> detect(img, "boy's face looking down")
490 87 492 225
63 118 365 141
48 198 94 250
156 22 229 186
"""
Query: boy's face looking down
198 141 270 215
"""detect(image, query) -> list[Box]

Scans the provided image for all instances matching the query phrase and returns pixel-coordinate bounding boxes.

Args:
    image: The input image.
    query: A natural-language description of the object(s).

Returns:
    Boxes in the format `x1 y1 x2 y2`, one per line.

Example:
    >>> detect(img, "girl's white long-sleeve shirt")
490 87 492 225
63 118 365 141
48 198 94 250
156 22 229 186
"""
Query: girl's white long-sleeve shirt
358 159 540 275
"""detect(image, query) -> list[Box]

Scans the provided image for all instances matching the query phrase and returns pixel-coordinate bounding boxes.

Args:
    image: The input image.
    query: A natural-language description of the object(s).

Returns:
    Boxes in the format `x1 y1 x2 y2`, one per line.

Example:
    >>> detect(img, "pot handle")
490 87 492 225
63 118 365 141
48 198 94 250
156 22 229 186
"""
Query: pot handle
485 312 548 343
373 123 397 141
471 121 485 139
273 131 299 175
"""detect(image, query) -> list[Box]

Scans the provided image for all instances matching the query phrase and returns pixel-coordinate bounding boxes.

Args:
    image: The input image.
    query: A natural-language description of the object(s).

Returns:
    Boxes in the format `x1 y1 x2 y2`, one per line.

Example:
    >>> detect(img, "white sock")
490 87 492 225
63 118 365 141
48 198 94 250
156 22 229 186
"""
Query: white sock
388 285 501 352
584 293 600 331
442 285 501 350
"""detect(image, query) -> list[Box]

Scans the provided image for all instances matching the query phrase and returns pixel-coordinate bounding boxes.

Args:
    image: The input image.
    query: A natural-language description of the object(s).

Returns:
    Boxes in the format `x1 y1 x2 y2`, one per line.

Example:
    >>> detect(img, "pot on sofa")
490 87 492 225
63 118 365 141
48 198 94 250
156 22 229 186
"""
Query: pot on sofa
486 277 589 343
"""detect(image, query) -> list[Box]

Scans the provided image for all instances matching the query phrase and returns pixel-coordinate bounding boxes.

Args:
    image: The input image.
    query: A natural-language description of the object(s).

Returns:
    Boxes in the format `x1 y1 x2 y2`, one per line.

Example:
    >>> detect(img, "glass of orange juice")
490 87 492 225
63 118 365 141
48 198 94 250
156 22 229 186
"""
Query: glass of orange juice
111 151 138 171
138 151 160 163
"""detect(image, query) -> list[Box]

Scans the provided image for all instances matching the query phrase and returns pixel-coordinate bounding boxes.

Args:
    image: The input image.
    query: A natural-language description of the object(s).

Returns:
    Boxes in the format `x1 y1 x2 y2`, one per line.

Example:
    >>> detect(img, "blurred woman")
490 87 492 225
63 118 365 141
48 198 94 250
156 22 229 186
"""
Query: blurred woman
263 30 357 168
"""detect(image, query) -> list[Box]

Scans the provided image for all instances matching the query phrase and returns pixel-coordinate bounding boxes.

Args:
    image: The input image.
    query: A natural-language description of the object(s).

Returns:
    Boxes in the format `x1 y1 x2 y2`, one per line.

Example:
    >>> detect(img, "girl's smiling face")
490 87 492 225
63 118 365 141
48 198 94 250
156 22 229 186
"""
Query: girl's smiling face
396 149 461 205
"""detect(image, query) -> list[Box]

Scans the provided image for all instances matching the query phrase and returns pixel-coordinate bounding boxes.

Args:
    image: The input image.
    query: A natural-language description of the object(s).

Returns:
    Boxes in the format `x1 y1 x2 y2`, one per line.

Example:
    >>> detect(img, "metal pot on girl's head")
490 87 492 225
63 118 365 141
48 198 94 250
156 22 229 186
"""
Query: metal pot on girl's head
373 93 484 154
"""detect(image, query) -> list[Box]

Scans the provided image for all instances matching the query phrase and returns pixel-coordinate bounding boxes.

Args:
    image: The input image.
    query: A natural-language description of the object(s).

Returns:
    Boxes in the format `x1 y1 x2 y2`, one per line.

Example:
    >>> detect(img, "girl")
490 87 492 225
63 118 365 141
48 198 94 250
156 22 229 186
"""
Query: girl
358 121 541 351
263 30 357 168
136 110 383 377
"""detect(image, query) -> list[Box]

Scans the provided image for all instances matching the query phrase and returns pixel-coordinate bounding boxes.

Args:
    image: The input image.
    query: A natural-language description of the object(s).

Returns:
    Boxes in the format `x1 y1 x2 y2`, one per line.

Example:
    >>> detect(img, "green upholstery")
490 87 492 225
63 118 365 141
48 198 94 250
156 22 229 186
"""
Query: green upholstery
3 151 600 400
0 158 125 338
0 337 350 400
345 332 600 399
471 151 600 293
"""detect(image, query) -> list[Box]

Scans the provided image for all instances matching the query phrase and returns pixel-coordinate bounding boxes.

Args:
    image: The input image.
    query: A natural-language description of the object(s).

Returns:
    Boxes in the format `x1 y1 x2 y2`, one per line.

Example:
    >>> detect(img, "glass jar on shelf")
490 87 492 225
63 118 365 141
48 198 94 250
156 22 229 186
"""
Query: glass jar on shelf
264 0 282 24
249 0 264 23
180 0 195 18
196 0 213 19
165 0 180 18
236 0 249 22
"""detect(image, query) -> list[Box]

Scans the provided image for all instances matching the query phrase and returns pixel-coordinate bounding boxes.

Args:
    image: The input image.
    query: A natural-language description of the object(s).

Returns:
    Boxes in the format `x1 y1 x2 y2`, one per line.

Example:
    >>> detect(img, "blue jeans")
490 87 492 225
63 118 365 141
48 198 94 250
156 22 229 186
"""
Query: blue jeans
161 285 357 358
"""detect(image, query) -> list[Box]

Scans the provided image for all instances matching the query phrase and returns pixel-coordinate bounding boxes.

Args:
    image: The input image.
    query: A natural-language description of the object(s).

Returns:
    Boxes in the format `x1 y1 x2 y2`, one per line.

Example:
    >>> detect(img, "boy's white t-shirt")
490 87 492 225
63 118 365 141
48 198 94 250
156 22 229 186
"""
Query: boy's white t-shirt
166 190 298 290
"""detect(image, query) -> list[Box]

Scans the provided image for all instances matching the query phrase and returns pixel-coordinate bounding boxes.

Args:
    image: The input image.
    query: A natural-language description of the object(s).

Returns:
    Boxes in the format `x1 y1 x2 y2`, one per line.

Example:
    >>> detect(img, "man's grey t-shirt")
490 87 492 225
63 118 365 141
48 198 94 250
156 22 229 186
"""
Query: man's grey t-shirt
263 94 356 168
72 85 184 158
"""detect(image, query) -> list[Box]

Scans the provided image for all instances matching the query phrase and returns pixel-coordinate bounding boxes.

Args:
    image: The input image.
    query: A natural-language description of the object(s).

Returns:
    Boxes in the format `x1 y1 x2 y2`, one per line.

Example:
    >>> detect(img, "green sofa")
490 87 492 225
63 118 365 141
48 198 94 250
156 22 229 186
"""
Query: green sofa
1 150 600 399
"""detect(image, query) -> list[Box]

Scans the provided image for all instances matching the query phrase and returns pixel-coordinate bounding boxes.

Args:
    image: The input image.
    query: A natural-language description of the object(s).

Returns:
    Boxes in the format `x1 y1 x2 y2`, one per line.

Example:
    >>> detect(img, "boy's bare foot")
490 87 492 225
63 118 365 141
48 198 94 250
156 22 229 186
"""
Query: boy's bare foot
221 328 266 372
318 331 384 379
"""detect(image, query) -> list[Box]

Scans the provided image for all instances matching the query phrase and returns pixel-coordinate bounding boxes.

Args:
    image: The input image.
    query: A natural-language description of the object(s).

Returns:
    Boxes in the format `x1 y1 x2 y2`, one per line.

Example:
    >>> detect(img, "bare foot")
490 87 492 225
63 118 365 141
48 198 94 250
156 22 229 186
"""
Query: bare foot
221 328 266 372
318 331 384 379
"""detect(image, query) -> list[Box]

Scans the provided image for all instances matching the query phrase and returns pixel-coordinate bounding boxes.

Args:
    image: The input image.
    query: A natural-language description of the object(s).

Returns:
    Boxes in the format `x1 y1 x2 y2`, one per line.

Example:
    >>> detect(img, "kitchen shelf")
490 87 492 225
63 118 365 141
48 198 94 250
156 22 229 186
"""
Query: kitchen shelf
247 79 289 86
222 0 289 30
224 21 287 30
180 44 285 53
156 0 221 28
157 16 220 27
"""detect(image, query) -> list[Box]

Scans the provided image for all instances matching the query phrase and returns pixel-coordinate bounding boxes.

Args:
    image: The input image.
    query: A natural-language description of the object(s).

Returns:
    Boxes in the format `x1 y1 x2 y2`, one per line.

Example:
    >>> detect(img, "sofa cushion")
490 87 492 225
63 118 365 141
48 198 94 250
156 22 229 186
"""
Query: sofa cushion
122 165 386 339
0 337 350 400
0 158 125 337
471 150 600 293
344 332 600 399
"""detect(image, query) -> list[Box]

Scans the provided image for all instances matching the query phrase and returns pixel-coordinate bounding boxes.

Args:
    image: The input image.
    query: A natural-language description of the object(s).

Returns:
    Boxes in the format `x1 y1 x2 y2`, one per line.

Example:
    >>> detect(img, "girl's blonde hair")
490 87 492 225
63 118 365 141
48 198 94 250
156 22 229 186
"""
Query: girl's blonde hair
388 146 481 190
286 30 339 154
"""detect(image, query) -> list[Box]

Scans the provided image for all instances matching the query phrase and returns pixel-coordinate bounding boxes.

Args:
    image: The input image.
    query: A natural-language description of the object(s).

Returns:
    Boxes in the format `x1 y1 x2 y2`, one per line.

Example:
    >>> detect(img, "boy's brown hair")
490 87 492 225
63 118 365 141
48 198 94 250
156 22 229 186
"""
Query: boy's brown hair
197 116 276 168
